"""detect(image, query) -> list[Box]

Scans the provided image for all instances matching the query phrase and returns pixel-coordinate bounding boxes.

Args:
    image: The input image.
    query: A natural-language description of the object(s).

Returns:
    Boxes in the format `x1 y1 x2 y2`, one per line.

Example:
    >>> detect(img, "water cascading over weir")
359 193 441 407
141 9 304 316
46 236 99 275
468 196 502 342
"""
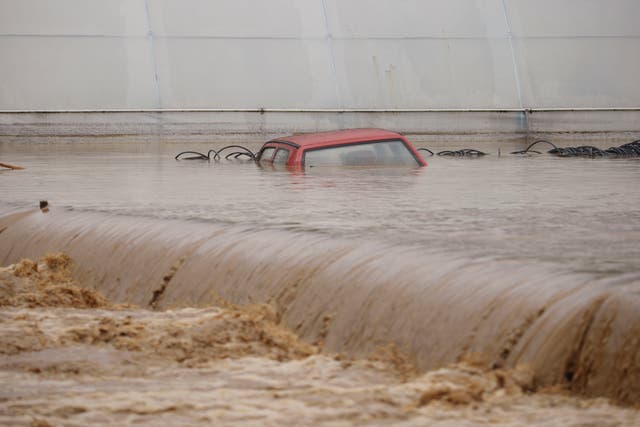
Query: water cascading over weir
1 206 638 405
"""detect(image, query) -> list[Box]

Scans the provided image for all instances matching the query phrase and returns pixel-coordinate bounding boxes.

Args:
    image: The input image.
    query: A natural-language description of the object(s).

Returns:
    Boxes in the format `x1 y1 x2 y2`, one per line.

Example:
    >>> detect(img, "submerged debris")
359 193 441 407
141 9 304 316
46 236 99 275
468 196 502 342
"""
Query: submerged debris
413 147 488 157
436 149 487 157
175 145 256 161
511 139 640 157
416 138 640 158
0 162 25 170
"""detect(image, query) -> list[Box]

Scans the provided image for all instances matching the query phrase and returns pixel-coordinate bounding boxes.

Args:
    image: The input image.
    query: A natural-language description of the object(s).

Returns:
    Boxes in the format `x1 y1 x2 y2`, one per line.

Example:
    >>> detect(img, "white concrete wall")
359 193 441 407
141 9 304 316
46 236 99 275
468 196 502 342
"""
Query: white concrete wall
0 0 638 110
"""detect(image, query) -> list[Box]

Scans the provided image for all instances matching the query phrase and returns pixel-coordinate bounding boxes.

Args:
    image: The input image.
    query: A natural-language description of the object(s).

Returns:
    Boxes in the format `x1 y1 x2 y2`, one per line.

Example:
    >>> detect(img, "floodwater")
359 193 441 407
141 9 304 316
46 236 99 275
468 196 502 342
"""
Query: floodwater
1 140 640 425
1 254 639 426
1 141 639 275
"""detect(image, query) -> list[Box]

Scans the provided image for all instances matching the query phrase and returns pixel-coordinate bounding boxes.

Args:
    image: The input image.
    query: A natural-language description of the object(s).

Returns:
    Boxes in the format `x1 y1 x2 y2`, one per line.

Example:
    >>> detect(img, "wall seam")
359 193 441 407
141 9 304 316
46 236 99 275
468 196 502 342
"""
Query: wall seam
320 0 342 109
500 0 524 110
144 0 162 108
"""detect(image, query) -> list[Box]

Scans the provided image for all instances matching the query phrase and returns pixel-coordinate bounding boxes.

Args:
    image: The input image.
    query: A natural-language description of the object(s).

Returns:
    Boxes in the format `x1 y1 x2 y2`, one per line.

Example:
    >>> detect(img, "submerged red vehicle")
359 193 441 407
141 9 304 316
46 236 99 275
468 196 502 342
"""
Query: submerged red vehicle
257 128 427 168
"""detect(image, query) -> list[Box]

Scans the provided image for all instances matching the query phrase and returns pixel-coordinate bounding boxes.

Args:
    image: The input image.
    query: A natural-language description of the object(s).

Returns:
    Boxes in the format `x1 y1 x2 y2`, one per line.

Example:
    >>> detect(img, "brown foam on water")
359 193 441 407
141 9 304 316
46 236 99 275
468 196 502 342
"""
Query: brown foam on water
0 253 110 309
1 258 639 426
1 208 640 407
1 255 315 364
59 303 316 365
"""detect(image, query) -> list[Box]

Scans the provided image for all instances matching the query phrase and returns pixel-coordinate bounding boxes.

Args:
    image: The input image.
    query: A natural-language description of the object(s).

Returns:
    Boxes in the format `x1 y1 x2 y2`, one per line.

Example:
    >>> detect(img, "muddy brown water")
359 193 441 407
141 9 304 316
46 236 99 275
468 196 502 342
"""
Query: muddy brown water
1 141 640 424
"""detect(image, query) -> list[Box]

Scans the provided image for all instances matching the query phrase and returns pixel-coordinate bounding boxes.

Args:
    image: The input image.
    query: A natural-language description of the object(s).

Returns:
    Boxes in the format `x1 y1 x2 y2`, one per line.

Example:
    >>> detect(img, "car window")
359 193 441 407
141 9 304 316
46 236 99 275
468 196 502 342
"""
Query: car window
259 147 276 162
304 140 419 167
273 148 290 164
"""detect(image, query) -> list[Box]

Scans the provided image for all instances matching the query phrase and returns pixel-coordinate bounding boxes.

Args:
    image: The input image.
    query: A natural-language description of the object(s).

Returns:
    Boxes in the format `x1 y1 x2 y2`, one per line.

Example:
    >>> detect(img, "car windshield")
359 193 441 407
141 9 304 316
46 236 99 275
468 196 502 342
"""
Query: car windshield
304 140 419 167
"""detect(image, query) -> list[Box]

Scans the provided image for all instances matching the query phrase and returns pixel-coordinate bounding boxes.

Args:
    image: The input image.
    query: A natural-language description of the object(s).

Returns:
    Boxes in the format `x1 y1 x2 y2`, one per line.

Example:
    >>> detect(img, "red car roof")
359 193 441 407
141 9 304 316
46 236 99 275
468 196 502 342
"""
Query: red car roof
272 128 405 149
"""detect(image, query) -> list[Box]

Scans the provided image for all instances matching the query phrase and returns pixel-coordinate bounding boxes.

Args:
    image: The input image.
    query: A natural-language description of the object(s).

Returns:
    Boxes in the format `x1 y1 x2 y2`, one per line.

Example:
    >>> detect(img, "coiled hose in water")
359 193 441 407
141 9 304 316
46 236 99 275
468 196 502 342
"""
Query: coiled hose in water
175 145 256 161
511 140 640 157
416 148 487 157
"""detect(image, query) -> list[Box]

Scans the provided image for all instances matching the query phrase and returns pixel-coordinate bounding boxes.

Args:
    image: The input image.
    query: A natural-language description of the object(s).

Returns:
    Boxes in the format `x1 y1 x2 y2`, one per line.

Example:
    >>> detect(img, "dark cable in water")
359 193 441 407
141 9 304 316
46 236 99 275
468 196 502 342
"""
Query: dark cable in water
225 152 254 160
554 140 640 157
437 149 487 157
174 151 210 160
416 147 488 157
511 139 640 157
175 145 256 161
213 145 256 161
417 148 434 156
510 140 558 155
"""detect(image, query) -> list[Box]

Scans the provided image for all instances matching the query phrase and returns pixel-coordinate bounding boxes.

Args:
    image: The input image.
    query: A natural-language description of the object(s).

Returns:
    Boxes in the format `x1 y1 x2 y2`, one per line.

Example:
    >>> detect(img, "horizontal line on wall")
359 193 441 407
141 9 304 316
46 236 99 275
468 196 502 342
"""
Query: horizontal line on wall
1 108 639 114
0 34 638 41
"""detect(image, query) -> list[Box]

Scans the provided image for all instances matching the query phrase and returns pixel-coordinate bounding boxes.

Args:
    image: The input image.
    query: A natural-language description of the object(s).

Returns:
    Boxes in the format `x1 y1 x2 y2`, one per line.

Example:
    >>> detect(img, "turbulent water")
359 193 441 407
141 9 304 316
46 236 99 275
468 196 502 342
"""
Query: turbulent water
1 254 639 426
1 140 640 424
